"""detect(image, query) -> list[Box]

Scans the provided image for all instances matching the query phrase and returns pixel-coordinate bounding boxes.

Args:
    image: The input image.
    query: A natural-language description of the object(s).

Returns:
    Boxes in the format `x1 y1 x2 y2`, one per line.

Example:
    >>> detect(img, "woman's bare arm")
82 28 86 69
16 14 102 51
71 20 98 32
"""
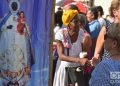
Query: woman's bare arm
91 26 106 66
56 40 88 66
94 26 106 58
82 33 92 52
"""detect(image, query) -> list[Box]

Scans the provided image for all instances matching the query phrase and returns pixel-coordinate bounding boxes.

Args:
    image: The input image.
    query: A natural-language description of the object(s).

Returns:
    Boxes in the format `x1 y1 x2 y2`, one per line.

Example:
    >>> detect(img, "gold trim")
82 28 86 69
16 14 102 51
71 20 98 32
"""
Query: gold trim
48 0 55 86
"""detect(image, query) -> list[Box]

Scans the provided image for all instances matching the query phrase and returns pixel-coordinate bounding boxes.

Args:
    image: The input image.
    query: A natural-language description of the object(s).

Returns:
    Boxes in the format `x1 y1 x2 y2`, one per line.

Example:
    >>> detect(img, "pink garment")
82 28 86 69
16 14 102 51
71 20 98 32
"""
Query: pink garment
83 32 93 74
62 29 71 48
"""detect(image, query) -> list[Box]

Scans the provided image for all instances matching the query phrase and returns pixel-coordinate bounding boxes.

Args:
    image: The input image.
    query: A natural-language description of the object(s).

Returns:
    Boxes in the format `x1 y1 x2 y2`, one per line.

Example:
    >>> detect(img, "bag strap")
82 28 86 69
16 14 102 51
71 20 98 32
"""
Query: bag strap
67 48 69 56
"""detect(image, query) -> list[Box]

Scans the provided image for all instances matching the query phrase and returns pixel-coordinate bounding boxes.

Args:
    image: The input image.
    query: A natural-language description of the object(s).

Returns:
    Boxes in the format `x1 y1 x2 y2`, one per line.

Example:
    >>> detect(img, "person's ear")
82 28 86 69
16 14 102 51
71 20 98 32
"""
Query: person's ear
91 14 94 19
112 40 117 48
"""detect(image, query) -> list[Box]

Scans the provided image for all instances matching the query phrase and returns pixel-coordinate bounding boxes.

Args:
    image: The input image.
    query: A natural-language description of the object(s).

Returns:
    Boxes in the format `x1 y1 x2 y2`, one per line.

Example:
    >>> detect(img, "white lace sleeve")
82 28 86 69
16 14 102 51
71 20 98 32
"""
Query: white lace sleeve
55 29 63 41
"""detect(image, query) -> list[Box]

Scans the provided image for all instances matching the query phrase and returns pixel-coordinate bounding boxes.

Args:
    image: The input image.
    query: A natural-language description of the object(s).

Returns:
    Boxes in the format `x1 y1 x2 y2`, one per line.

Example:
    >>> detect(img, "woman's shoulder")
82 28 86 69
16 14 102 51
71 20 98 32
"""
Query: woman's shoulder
79 29 84 35
96 58 120 71
96 20 101 26
55 28 68 41
57 28 67 33
103 58 120 67
92 58 111 73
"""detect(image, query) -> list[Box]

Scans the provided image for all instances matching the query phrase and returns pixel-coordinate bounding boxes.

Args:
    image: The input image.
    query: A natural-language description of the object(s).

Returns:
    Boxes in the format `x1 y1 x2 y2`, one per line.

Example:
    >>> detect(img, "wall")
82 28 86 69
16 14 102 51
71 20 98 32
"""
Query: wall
94 0 112 18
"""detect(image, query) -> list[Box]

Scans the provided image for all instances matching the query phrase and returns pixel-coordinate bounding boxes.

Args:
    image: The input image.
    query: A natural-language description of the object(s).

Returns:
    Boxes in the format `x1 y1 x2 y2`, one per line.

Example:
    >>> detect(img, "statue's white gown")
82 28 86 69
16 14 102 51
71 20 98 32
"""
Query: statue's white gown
0 14 33 85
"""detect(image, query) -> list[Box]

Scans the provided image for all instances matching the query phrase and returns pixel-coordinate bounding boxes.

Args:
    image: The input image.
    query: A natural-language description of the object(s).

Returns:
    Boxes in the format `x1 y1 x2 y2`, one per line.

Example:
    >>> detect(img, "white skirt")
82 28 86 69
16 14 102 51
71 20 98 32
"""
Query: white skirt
53 59 80 86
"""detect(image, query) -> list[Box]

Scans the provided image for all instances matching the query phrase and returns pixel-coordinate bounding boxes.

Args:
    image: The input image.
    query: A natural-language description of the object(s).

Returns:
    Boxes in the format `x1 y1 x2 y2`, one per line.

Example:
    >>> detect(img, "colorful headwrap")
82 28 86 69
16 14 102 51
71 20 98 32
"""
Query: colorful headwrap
62 9 78 26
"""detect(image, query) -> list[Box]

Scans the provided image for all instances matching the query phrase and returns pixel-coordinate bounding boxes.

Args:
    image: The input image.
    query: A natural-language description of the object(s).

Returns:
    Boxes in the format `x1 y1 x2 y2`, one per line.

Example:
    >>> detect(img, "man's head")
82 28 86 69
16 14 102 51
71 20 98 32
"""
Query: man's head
104 23 120 51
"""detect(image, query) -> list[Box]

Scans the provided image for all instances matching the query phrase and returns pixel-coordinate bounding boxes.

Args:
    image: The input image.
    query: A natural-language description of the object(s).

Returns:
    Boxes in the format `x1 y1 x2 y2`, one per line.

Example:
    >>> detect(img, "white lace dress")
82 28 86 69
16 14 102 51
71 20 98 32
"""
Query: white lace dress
0 14 33 86
53 28 84 86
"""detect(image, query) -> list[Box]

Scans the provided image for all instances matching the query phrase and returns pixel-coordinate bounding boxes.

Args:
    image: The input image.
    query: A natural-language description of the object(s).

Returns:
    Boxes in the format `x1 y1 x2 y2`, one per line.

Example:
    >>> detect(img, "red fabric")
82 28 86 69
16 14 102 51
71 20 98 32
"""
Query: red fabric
17 18 25 35
76 2 88 14
17 17 25 23
63 2 88 14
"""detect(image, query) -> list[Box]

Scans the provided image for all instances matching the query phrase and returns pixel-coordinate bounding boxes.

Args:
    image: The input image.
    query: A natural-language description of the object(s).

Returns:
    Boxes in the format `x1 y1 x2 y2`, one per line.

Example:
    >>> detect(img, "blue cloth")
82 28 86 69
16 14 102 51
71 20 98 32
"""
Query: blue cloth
89 57 120 86
0 13 11 30
0 0 53 86
87 20 100 39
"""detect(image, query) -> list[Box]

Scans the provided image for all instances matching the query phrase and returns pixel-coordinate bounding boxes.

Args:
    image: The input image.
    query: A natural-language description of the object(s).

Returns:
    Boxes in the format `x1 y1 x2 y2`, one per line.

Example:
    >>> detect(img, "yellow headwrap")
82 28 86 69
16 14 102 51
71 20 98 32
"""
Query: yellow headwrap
62 9 78 26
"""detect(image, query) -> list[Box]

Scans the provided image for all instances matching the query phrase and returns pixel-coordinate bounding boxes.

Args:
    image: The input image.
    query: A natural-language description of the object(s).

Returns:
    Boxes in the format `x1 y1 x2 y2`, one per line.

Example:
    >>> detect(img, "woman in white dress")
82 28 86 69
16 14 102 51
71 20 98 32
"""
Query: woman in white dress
53 9 90 86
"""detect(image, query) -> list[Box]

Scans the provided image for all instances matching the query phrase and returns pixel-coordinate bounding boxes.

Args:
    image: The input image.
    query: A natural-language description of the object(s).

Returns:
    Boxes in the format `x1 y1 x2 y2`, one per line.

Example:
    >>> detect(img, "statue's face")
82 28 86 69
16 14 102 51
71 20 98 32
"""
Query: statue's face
11 1 18 11
9 0 20 15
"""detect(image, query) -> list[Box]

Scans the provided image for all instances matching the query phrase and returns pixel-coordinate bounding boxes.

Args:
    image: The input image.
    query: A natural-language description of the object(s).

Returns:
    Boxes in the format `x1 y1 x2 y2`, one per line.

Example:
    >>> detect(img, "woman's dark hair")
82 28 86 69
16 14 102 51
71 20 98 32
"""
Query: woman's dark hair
78 14 87 26
69 4 86 14
69 4 79 12
18 11 25 17
97 6 104 16
55 8 63 27
89 6 98 19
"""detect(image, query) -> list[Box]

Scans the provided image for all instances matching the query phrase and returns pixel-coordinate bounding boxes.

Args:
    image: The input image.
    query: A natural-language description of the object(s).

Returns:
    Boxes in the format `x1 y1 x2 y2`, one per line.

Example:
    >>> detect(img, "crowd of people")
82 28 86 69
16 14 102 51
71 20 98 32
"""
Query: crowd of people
52 0 120 86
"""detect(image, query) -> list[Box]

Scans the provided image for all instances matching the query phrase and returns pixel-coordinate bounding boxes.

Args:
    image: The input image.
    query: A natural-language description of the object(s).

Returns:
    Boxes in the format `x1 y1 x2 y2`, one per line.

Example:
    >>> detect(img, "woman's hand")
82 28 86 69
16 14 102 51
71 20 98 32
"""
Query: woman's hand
91 56 100 66
79 58 88 66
